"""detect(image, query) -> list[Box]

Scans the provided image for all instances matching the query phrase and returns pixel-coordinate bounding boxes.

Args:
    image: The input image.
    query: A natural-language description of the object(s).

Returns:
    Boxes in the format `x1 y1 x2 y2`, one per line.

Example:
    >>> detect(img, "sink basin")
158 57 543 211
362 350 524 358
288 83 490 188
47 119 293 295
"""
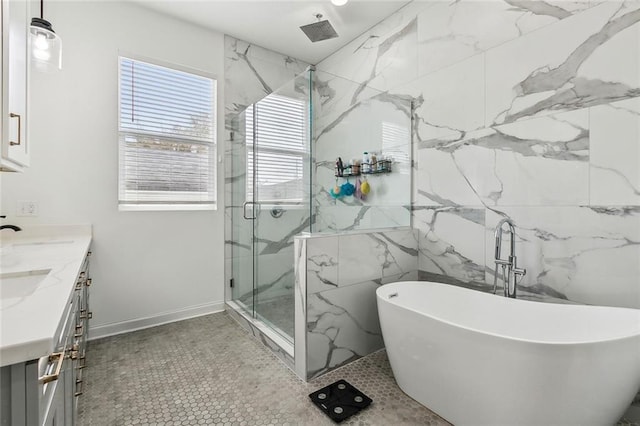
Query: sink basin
1 270 51 306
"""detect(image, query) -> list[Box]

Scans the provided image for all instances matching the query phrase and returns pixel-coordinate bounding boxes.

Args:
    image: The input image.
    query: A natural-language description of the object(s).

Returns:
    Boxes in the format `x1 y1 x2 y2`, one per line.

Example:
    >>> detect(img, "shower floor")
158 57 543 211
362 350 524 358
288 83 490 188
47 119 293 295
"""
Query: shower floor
255 293 295 340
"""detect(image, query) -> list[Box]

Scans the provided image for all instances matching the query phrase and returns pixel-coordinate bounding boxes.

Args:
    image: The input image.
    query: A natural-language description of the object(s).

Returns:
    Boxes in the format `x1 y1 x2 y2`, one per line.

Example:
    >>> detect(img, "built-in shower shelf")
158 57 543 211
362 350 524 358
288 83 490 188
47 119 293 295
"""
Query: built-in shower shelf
335 160 392 177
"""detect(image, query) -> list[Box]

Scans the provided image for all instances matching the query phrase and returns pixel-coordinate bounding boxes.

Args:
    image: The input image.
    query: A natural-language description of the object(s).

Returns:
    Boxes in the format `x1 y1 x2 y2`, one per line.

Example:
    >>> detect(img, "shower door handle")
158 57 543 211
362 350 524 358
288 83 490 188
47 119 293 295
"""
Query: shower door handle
243 201 256 220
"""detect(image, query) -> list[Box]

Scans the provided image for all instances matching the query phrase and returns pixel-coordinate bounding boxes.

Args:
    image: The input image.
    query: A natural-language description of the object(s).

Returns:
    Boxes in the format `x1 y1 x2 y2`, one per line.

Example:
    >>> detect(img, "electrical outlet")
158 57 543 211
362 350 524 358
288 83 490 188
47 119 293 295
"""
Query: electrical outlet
17 200 38 217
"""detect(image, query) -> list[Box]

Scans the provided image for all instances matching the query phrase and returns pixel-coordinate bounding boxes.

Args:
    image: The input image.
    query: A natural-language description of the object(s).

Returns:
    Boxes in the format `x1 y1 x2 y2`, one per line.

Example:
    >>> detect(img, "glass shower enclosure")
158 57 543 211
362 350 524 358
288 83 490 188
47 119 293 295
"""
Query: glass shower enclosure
228 69 312 344
226 65 412 353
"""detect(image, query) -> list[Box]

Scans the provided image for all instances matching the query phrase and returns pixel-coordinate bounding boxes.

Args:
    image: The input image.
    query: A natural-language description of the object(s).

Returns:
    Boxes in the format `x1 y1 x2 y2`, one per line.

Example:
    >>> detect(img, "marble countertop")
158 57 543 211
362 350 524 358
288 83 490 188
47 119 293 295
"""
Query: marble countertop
0 225 92 367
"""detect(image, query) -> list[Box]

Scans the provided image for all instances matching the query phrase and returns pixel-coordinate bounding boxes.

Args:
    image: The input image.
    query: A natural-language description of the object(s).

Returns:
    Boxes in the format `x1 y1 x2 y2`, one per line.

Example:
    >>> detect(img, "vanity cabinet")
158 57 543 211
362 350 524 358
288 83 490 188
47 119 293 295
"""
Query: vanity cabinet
1 0 30 172
0 251 92 426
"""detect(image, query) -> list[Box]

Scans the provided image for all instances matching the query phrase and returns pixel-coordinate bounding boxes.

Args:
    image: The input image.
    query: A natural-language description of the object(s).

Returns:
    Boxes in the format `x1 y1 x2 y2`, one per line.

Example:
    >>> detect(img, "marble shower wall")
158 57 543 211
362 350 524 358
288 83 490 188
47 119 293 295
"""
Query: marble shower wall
316 0 640 309
294 228 418 380
312 70 412 232
224 36 311 304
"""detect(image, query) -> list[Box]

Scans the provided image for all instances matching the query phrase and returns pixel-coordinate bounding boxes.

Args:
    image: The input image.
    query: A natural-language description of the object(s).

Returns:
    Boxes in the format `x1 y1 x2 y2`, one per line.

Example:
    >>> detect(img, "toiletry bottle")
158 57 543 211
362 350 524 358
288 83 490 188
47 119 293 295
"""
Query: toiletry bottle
351 158 359 175
370 152 377 172
363 152 370 173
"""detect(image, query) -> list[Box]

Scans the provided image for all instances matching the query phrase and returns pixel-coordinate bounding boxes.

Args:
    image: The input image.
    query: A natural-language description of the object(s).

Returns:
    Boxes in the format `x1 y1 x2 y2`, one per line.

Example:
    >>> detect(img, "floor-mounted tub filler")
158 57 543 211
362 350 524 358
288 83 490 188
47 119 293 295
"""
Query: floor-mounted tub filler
377 281 640 426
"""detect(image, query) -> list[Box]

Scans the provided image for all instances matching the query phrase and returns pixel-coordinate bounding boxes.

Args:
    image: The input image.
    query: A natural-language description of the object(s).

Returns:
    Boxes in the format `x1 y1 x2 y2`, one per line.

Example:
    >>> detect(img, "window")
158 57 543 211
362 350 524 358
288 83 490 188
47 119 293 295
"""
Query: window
245 94 307 203
382 121 411 168
118 56 216 210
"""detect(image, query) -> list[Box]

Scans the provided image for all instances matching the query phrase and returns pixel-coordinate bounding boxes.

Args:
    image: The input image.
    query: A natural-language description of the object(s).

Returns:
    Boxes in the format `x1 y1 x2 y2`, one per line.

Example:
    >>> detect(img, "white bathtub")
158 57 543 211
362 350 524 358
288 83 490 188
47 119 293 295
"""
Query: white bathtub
377 281 640 426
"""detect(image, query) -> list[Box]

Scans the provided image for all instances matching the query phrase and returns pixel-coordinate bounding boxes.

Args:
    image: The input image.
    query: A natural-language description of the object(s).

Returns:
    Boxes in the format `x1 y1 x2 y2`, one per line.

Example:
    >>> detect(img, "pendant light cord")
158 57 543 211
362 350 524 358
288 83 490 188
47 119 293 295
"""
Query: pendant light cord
40 0 43 19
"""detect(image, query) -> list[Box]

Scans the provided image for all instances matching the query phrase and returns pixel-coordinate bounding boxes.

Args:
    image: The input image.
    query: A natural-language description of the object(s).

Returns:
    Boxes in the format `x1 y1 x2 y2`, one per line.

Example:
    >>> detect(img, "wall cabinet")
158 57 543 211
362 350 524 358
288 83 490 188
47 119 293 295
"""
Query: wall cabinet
1 0 30 172
0 251 92 426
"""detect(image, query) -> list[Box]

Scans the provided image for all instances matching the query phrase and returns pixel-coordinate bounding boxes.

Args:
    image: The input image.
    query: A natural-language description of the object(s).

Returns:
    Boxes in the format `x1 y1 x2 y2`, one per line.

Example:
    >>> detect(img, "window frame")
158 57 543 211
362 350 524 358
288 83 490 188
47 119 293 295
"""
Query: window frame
117 53 218 212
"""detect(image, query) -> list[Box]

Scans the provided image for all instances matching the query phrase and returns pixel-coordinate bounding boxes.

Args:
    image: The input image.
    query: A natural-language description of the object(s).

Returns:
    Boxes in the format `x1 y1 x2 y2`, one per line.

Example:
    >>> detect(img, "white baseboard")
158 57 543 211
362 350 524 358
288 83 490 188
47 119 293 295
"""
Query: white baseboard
88 301 225 340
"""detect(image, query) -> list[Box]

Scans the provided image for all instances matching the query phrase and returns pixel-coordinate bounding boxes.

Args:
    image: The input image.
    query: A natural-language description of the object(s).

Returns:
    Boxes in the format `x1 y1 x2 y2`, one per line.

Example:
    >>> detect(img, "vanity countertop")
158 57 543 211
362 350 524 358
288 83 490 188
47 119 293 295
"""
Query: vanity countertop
0 225 92 367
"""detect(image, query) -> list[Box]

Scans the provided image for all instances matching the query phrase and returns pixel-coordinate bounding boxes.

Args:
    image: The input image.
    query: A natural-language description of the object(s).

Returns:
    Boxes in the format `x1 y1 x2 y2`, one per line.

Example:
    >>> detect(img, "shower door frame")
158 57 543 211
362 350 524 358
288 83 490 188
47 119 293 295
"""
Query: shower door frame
228 119 297 355
231 98 306 346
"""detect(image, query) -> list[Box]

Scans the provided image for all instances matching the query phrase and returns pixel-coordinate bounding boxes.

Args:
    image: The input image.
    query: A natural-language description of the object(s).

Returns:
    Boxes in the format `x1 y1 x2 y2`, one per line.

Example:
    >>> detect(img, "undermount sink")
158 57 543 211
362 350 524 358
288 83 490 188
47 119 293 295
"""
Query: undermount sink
1 269 51 304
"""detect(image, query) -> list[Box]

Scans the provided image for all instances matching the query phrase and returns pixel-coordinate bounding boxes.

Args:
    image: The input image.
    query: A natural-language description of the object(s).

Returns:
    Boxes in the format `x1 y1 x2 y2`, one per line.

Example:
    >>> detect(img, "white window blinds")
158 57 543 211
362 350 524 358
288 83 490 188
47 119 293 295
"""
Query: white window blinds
118 56 216 210
246 94 307 202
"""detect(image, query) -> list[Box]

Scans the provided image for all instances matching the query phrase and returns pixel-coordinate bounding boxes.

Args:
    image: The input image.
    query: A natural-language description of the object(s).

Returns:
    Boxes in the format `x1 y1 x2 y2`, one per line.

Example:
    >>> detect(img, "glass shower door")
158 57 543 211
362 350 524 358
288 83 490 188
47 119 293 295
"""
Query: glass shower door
230 68 311 344
250 73 310 343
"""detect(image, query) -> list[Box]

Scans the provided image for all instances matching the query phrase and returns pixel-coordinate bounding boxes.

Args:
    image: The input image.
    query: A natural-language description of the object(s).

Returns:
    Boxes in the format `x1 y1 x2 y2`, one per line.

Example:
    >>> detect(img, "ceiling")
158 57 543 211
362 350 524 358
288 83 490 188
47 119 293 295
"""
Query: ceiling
132 0 411 64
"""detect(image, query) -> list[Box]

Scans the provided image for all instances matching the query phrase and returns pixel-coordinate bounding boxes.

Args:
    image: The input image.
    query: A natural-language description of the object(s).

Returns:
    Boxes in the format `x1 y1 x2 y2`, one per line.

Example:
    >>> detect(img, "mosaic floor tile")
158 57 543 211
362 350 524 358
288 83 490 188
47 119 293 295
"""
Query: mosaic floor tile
78 312 638 426
78 312 446 425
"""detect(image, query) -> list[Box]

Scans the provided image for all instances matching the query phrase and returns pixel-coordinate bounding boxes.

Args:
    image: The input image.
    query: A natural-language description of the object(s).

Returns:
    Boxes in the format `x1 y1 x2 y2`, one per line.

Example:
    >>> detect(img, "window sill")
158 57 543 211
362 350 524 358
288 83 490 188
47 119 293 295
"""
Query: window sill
119 204 216 212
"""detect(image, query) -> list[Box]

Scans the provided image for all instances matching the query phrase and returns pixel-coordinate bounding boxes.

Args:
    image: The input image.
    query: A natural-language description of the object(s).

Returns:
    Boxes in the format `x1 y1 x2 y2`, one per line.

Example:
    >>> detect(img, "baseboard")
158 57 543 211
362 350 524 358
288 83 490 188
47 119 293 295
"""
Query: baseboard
88 301 225 340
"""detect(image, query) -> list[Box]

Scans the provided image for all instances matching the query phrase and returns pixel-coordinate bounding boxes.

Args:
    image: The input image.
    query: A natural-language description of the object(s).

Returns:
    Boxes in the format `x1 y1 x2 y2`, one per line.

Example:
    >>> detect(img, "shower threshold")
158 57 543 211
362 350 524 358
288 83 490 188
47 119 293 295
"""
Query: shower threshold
226 300 295 361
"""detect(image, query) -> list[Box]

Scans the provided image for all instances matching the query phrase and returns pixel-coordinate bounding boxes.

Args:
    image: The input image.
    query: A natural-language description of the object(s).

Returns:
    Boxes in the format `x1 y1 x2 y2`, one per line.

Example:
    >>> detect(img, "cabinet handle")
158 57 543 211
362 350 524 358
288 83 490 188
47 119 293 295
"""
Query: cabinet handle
68 341 80 360
39 352 65 384
78 355 87 369
9 113 21 146
75 378 84 397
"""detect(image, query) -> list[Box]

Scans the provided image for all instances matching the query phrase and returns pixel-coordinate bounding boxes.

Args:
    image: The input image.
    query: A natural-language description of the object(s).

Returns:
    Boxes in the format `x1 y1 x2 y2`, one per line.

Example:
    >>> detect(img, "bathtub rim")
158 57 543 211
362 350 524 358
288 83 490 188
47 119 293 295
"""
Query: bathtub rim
377 280 640 346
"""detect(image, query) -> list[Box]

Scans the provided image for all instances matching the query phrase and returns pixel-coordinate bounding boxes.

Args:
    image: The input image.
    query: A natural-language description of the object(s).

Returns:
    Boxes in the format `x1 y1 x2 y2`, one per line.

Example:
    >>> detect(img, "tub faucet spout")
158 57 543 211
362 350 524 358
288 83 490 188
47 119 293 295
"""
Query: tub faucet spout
493 218 526 298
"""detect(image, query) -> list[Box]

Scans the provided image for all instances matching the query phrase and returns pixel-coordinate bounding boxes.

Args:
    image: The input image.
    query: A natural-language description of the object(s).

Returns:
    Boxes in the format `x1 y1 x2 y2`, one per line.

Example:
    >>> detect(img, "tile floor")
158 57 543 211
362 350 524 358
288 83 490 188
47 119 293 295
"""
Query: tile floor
254 294 295 340
78 311 640 426
78 312 448 425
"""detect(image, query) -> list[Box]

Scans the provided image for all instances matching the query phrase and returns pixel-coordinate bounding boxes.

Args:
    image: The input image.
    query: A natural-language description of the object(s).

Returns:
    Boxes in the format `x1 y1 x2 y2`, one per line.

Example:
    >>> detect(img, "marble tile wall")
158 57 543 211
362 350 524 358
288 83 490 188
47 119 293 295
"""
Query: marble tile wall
316 0 640 310
295 228 418 380
311 69 413 233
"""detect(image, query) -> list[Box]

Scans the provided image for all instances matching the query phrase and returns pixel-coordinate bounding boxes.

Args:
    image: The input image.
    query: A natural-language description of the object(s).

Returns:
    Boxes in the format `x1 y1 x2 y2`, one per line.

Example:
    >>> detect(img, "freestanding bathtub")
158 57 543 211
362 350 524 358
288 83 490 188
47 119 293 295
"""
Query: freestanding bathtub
377 281 640 426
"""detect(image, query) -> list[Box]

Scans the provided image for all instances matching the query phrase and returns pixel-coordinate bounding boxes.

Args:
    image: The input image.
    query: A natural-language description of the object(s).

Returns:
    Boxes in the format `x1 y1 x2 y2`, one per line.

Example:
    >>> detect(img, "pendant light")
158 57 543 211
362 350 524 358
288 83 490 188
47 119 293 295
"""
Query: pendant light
29 0 62 72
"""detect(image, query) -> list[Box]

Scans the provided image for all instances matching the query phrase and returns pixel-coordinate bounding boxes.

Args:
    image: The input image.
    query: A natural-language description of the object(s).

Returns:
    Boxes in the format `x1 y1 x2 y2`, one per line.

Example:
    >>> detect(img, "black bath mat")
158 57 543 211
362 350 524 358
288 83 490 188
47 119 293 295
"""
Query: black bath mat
309 379 372 423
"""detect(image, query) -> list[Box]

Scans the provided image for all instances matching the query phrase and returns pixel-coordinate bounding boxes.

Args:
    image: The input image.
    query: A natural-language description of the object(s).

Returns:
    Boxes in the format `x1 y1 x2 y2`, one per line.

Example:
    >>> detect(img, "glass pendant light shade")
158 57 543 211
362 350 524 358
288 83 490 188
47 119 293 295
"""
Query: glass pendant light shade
29 17 62 72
